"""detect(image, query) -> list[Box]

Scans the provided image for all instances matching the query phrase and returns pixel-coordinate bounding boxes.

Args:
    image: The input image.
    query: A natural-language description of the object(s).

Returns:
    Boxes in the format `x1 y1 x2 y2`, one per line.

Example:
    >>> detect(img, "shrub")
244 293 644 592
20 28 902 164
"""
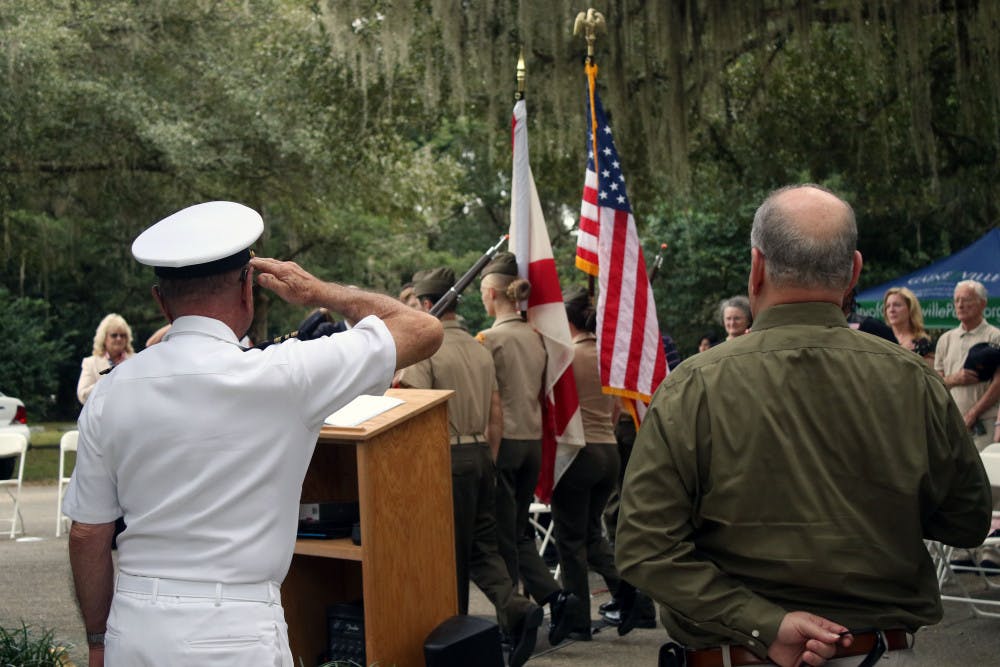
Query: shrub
0 623 73 666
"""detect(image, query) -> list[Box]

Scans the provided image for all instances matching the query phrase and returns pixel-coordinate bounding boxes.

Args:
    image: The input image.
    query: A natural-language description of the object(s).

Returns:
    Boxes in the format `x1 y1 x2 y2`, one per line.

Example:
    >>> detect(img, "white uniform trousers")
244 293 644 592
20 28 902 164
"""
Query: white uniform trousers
106 573 293 666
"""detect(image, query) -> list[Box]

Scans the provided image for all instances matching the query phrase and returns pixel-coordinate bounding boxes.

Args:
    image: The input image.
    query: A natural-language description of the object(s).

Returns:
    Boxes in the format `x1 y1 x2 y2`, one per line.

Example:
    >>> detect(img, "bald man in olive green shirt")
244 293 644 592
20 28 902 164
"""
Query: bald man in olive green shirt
617 185 991 667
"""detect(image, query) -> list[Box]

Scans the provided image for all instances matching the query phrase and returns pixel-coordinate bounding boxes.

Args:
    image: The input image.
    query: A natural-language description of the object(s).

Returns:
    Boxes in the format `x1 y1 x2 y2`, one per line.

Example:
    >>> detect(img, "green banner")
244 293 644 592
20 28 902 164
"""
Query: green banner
856 298 1000 330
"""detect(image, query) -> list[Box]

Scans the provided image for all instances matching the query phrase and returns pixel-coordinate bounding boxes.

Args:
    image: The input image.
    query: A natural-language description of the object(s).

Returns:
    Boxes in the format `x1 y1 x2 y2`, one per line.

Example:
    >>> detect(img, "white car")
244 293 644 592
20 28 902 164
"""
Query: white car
0 391 30 444
0 392 30 480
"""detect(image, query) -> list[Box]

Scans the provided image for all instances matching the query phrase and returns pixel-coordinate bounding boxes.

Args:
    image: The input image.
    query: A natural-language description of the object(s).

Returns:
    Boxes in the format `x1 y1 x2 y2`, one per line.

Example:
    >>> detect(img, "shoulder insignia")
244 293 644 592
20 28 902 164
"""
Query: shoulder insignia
475 332 487 343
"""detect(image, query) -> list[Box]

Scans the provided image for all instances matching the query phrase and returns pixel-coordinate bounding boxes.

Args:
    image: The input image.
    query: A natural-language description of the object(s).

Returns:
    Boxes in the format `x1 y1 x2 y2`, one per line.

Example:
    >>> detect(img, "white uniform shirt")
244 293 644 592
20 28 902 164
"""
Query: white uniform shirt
63 314 395 584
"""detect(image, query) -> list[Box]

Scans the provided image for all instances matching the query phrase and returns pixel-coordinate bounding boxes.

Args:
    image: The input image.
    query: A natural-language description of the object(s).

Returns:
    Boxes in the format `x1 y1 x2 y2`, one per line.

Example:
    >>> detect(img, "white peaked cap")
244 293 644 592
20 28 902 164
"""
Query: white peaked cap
132 201 264 278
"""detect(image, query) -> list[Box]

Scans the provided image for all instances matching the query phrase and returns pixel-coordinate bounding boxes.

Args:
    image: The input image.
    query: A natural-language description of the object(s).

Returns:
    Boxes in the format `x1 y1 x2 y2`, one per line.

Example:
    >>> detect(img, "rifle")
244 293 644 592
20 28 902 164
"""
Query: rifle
648 242 667 281
430 234 509 318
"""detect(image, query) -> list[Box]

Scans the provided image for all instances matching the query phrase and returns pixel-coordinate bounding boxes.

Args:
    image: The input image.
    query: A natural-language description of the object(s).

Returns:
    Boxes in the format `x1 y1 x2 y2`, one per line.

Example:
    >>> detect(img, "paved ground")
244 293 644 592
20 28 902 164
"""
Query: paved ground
2 483 999 665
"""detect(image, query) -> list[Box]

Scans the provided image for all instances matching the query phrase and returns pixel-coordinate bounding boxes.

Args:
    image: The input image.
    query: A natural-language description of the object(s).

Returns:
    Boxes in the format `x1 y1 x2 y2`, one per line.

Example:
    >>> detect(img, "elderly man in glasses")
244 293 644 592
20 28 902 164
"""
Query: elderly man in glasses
617 185 991 667
934 280 1000 450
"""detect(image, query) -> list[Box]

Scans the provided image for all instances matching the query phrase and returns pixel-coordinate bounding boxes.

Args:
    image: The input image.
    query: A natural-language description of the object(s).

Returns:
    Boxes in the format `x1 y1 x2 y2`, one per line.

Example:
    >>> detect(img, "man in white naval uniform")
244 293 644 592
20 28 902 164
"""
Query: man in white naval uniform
63 201 443 666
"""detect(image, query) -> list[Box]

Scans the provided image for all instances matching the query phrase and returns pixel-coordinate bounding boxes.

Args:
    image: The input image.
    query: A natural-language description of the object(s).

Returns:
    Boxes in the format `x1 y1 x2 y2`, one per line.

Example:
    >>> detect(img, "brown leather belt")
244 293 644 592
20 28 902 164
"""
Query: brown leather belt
684 629 910 667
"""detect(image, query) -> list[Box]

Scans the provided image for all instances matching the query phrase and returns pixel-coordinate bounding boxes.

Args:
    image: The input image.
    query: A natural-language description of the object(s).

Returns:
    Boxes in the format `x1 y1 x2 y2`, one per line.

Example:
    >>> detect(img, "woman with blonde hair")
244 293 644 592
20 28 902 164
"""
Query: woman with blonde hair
883 286 934 364
77 313 135 404
478 252 583 645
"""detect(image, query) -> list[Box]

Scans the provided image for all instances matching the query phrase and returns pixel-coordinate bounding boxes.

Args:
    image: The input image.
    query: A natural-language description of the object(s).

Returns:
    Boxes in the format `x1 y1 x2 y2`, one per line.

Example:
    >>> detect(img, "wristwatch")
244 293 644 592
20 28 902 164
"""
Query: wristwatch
87 632 105 647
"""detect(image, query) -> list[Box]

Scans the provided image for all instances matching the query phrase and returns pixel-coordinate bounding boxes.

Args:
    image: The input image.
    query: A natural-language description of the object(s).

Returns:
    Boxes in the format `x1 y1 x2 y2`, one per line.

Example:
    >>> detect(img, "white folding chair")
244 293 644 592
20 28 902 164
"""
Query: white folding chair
528 500 560 579
928 444 1000 617
55 430 79 537
0 433 29 539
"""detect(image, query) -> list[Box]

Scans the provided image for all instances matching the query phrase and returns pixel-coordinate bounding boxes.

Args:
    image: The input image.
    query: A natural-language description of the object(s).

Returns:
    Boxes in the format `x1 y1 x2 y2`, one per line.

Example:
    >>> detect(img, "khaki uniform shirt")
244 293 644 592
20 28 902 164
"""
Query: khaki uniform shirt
571 333 616 444
934 320 1000 423
478 313 545 440
617 302 991 657
401 320 497 437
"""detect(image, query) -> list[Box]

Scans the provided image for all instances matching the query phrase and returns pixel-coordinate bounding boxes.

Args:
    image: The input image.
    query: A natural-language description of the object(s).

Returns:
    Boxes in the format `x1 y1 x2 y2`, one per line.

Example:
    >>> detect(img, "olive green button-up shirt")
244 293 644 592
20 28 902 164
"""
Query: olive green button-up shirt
616 302 991 657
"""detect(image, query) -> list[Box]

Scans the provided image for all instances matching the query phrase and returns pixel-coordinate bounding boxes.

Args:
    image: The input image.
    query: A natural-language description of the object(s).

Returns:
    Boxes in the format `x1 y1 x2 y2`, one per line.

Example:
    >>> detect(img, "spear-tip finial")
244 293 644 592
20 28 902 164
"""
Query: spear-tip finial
515 48 526 100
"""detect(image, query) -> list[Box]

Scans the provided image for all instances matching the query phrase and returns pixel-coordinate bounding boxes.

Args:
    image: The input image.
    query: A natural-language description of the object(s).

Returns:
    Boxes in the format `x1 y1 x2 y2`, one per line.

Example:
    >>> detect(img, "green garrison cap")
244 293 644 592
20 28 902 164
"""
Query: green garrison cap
413 267 455 298
482 251 518 278
563 285 591 309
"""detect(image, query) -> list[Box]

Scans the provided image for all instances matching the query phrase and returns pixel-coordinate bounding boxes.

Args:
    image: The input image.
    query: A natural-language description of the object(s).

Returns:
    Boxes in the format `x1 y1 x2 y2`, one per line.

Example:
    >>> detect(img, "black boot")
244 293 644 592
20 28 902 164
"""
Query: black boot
508 602 543 667
547 591 583 647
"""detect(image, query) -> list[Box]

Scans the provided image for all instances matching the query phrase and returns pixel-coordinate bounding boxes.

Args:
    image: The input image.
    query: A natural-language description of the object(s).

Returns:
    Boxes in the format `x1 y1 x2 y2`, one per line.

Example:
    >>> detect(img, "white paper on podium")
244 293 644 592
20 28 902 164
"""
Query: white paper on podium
324 395 405 427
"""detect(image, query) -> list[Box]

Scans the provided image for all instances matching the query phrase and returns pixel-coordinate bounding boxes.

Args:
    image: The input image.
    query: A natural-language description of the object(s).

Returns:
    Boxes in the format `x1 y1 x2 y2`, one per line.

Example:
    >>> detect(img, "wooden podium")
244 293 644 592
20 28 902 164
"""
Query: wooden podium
283 388 458 666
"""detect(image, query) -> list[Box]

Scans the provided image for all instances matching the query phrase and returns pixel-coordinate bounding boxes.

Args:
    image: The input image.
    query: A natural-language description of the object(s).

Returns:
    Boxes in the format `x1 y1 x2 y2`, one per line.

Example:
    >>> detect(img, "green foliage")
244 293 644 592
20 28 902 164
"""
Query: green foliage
0 1 997 403
0 622 72 667
0 288 74 419
647 195 760 355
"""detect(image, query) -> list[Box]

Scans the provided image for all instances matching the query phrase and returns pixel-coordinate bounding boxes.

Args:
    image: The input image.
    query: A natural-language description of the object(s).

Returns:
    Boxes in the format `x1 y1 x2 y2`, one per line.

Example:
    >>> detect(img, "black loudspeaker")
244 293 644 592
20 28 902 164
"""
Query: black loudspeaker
424 615 504 667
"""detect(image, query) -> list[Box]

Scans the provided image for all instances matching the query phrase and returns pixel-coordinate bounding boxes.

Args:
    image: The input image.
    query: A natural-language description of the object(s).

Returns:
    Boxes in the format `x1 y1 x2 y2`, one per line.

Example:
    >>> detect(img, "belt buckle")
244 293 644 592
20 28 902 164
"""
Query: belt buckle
657 642 686 667
855 631 886 667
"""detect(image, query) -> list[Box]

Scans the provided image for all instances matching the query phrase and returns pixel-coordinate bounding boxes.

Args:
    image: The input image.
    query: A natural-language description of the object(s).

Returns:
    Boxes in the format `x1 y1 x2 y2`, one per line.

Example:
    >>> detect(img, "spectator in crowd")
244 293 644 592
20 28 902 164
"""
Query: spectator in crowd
842 287 897 343
883 287 934 365
77 313 134 405
399 281 421 309
661 330 682 371
617 184 991 667
718 296 752 340
935 280 1000 450
696 332 719 353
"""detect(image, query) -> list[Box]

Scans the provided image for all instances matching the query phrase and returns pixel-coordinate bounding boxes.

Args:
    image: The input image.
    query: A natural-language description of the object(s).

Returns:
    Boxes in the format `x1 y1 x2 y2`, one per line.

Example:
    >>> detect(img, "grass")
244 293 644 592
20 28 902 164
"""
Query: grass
22 422 77 483
0 622 74 666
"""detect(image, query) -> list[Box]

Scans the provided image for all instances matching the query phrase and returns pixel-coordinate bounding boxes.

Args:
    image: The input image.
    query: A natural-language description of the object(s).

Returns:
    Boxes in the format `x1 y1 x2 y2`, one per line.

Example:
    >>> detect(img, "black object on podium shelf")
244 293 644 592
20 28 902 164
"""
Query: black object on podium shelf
298 501 360 539
326 601 365 666
424 615 503 667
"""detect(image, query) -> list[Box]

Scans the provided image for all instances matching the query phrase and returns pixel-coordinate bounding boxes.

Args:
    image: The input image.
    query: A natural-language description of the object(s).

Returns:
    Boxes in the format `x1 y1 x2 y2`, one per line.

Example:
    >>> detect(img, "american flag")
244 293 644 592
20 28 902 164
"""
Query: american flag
576 88 667 406
510 99 585 503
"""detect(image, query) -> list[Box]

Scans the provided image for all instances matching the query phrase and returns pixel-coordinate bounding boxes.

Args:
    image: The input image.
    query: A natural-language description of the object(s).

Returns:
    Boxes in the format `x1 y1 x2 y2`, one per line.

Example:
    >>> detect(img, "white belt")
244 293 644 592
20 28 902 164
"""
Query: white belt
116 572 280 606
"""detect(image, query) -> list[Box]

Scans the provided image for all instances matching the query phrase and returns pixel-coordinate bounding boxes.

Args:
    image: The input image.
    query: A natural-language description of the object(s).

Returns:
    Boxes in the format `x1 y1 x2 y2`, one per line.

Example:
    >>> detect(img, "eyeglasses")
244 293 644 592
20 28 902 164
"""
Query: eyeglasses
108 333 128 339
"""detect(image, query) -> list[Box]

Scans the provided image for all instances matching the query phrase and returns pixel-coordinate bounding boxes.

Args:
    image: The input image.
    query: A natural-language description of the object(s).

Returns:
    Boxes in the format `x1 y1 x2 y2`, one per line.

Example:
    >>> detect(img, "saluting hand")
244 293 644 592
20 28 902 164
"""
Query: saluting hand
766 611 850 667
250 257 328 306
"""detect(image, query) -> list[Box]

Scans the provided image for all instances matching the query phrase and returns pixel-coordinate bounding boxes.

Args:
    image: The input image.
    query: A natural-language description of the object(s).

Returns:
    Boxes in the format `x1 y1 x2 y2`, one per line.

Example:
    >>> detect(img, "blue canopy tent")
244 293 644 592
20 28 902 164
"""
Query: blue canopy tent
856 228 1000 329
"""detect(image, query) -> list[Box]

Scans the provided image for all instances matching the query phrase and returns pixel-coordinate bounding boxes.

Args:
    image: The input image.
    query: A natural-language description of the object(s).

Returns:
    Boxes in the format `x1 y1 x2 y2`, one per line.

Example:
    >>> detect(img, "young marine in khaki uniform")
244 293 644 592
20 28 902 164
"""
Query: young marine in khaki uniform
479 252 583 646
398 267 542 667
550 287 648 638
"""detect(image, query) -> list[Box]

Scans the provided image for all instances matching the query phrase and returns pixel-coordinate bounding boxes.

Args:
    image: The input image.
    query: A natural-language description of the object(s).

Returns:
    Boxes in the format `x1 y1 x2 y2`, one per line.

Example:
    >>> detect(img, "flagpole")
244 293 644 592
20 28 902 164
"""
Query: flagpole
574 8 606 298
574 9 605 177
